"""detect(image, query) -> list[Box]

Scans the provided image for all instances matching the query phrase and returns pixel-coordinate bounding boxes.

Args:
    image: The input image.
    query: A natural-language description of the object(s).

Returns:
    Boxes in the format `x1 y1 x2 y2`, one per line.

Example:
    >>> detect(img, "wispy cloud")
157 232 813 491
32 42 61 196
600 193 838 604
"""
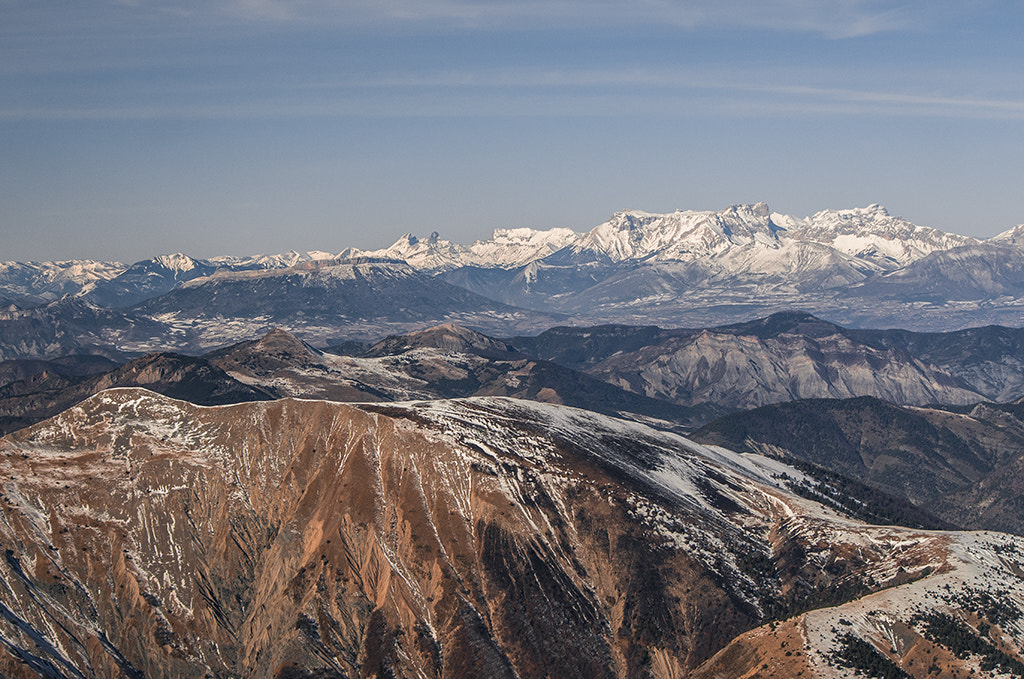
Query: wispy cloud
4 65 1023 122
2 0 977 37
2 0 1018 123
290 0 955 38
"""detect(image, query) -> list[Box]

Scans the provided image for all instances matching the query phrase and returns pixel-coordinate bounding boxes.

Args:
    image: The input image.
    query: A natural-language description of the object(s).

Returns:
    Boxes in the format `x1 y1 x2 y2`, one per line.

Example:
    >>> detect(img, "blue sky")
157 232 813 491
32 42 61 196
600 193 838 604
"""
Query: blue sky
2 0 1023 262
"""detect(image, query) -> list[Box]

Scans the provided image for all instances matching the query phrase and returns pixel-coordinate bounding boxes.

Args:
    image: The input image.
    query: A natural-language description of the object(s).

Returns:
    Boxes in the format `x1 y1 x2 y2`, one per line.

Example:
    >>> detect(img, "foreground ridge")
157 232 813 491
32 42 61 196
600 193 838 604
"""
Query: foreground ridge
0 389 1020 677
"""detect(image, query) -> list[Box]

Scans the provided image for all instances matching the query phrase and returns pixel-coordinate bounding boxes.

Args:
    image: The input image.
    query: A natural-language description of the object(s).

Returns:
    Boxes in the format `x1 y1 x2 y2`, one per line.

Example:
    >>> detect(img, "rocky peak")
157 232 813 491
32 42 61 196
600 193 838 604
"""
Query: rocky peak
209 328 326 373
152 253 201 273
363 323 520 358
724 201 772 221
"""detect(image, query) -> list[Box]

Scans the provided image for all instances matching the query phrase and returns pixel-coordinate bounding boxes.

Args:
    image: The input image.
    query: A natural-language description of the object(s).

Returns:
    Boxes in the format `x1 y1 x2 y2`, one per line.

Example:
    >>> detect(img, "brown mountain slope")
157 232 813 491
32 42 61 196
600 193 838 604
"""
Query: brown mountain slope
0 390 1022 678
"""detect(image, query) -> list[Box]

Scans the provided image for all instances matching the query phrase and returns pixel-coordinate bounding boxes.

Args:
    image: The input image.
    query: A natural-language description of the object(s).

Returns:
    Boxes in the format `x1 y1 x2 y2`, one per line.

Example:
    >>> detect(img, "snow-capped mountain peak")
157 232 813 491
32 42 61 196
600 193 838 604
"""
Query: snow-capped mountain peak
467 226 579 267
776 205 977 269
362 231 470 270
571 202 782 263
361 226 580 270
990 223 1024 248
152 253 201 273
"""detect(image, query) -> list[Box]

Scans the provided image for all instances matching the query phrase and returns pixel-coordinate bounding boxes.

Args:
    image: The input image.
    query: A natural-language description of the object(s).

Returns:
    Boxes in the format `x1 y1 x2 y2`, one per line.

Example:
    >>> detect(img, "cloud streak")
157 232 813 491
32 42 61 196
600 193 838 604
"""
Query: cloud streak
1 0 982 38
283 0 1000 40
4 65 1023 122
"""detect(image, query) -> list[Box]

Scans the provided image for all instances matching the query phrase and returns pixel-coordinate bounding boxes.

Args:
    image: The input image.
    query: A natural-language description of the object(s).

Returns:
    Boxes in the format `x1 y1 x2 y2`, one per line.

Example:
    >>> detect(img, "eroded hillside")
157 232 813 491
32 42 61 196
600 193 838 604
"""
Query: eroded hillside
0 390 1020 678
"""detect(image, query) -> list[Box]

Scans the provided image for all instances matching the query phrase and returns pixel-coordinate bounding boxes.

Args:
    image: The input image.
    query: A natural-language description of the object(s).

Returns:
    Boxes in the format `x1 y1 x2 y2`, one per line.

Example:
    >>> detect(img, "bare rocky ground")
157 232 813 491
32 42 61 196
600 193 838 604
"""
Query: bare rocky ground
0 390 1021 678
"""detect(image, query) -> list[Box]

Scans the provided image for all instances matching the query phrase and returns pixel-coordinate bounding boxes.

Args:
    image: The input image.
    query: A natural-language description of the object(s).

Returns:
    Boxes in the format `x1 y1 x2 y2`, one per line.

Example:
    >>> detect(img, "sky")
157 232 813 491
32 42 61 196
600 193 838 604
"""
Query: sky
2 0 1023 263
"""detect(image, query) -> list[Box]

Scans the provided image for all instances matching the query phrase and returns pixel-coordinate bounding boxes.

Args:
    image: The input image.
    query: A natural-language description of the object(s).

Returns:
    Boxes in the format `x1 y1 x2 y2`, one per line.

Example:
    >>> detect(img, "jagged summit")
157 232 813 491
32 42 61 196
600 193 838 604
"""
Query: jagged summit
152 252 202 272
393 231 442 248
777 204 977 269
571 202 783 263
364 231 469 270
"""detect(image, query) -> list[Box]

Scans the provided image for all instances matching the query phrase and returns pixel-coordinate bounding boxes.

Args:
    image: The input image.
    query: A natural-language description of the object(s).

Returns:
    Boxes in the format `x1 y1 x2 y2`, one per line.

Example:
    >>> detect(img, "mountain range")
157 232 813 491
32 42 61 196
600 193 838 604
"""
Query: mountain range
0 261 566 360
6 312 1024 435
5 315 1024 522
3 202 1024 677
363 204 976 272
0 324 712 437
2 203 1023 350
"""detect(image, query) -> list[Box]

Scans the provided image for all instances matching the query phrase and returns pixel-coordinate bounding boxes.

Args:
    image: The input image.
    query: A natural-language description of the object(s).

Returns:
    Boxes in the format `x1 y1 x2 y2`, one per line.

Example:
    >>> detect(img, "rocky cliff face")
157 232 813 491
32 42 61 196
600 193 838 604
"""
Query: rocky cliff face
0 390 1022 678
589 328 985 410
512 312 1024 412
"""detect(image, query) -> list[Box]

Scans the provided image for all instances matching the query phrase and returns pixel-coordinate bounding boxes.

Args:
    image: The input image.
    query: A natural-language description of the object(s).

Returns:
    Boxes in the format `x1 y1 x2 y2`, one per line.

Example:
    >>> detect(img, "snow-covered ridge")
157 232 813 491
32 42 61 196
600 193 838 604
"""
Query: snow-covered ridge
0 259 126 303
207 250 339 270
571 202 783 263
2 203 1016 307
355 203 997 271
776 204 979 268
991 223 1024 248
152 253 201 273
358 226 580 270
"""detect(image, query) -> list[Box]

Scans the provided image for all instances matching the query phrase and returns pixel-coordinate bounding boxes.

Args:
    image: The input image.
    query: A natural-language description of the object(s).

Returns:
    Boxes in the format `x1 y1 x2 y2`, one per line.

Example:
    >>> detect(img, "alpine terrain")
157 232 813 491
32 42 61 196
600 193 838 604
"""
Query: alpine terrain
0 390 1022 678
1 200 1023 678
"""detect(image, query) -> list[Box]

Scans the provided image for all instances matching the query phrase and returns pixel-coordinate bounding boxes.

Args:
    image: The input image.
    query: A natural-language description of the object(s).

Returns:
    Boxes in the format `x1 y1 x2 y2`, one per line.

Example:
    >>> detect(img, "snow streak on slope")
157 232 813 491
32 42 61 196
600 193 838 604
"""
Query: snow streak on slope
0 389 1022 677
